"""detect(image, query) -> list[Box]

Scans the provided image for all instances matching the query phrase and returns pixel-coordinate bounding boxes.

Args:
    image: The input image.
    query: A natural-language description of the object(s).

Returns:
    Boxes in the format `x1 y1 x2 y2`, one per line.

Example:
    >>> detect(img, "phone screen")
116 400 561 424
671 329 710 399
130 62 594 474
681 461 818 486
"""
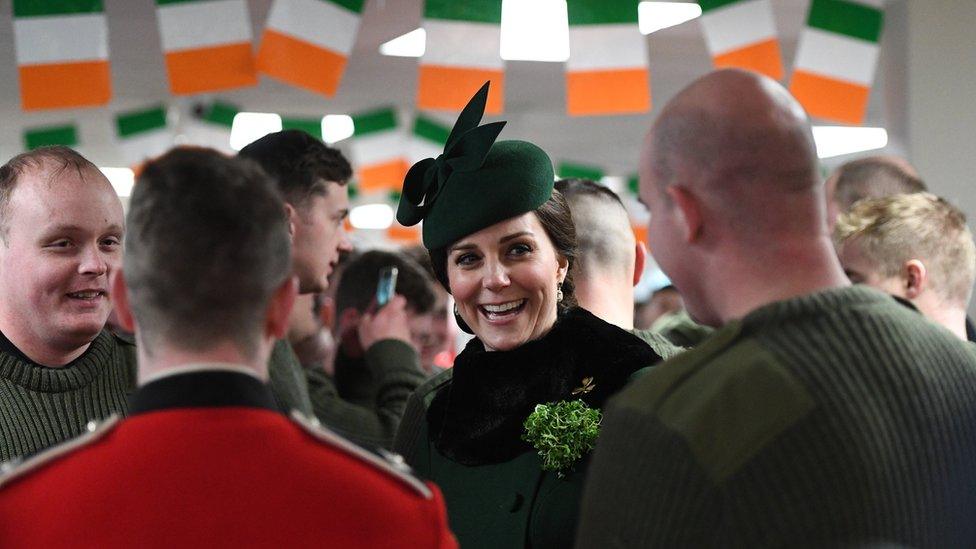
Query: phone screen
376 266 399 308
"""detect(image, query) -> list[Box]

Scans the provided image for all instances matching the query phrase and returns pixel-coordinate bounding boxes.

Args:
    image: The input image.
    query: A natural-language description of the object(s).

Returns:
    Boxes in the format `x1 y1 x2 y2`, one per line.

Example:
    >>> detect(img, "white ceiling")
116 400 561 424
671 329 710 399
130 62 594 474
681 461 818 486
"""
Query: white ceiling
0 0 908 175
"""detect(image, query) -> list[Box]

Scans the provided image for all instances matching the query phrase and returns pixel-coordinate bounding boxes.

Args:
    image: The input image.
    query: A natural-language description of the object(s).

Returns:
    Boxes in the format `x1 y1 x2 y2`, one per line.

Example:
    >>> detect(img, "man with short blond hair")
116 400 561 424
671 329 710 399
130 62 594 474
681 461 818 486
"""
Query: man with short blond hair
0 146 135 462
834 192 976 340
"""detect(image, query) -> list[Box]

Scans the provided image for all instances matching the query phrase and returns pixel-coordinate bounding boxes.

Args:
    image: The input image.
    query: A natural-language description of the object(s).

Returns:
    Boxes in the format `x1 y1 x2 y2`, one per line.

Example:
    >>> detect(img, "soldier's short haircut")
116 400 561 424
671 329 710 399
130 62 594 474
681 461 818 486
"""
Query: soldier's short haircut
334 249 436 321
835 192 976 307
0 146 103 240
237 129 352 210
833 157 927 213
555 178 634 278
125 147 291 357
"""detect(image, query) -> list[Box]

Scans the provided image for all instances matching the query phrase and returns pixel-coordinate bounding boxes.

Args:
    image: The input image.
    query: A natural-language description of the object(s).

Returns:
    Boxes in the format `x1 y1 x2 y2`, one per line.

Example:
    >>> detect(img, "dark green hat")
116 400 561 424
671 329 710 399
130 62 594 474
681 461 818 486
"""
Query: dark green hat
396 83 554 250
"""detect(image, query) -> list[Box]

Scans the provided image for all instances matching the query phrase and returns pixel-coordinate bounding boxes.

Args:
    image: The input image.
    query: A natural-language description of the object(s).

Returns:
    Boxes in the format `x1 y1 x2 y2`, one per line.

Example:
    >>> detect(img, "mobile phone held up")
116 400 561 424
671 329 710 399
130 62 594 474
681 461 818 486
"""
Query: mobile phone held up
375 266 399 309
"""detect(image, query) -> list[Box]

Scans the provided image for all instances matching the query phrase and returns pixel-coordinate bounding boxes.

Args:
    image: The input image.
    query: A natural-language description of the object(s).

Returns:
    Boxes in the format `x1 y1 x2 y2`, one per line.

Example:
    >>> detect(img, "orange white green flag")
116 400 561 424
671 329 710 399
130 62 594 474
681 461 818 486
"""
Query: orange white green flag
418 0 504 114
351 108 408 194
281 117 324 141
565 0 650 116
789 0 884 124
256 0 364 97
155 0 257 95
12 0 111 110
183 101 238 154
407 115 451 164
115 105 172 167
698 0 783 80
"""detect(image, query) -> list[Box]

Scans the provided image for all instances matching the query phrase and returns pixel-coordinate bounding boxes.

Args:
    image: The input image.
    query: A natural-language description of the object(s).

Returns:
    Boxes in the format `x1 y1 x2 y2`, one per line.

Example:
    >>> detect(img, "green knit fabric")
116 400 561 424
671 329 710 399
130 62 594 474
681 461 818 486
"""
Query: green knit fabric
267 339 314 417
306 339 426 449
577 286 976 547
649 308 714 348
0 331 137 462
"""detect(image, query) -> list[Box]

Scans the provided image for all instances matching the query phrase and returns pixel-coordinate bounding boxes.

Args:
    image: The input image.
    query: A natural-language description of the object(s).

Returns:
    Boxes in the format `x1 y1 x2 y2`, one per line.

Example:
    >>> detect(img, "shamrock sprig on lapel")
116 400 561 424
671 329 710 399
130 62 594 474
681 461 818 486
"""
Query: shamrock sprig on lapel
522 399 602 478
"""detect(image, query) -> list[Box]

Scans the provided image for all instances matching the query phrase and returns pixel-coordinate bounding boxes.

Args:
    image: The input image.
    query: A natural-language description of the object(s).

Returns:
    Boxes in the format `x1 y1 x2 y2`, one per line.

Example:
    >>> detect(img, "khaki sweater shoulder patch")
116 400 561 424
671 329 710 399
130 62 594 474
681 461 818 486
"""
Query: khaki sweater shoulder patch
614 324 816 483
657 338 815 483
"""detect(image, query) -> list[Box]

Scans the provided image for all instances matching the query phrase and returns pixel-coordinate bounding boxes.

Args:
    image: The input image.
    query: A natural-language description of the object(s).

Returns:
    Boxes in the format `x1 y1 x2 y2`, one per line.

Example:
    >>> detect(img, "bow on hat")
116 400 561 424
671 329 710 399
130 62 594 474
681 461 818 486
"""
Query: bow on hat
396 82 506 227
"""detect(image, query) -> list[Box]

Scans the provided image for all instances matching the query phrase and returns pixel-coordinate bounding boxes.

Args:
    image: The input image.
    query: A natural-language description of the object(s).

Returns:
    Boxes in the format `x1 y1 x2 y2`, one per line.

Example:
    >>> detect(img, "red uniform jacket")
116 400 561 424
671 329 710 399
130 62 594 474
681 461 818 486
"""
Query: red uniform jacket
0 369 456 549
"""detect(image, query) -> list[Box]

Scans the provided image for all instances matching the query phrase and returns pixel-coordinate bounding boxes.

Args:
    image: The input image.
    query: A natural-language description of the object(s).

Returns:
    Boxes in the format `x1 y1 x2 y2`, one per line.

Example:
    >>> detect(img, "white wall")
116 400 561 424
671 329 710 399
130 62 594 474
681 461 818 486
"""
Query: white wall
906 1 976 314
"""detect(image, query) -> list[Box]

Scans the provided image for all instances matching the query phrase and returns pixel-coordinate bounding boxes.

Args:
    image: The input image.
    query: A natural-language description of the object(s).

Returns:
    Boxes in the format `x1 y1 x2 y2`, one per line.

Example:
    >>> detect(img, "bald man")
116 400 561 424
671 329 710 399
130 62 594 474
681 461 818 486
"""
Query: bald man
825 155 926 233
575 70 976 547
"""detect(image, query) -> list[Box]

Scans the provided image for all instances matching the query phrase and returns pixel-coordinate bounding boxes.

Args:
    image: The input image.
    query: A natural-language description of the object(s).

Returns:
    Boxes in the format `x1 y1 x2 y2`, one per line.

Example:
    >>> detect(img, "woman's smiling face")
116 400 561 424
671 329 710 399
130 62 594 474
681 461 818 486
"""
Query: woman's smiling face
447 212 568 352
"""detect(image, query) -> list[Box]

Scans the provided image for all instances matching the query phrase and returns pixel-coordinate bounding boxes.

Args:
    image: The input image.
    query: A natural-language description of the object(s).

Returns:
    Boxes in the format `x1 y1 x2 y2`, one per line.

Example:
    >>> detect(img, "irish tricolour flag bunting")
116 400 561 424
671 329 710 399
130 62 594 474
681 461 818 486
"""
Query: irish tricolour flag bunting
418 0 504 114
282 117 324 140
565 1 650 116
257 0 364 97
116 105 172 167
699 0 783 80
351 108 408 193
407 115 451 164
156 0 257 95
24 124 79 151
789 0 884 124
13 1 111 110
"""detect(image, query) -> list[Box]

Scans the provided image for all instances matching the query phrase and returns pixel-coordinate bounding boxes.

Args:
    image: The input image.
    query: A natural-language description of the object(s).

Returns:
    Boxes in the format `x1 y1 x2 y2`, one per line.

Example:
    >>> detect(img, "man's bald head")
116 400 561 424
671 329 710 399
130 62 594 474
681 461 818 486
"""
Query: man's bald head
648 69 819 196
639 70 837 326
830 155 925 213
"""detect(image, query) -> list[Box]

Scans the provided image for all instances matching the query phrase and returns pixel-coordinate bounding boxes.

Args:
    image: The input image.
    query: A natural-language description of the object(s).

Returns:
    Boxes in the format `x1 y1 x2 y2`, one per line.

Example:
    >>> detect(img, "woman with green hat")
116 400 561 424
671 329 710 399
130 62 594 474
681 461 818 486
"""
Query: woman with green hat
393 83 677 548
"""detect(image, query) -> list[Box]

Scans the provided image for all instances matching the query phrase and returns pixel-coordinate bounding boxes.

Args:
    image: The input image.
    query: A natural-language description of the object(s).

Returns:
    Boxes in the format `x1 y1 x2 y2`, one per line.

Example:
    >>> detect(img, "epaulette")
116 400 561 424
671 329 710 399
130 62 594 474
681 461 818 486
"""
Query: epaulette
0 415 121 490
289 410 433 500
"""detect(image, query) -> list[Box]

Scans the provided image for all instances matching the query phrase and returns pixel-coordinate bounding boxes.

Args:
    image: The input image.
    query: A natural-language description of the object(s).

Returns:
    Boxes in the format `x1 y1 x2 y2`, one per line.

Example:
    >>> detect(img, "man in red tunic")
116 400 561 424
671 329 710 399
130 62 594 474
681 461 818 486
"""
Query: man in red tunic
0 148 456 549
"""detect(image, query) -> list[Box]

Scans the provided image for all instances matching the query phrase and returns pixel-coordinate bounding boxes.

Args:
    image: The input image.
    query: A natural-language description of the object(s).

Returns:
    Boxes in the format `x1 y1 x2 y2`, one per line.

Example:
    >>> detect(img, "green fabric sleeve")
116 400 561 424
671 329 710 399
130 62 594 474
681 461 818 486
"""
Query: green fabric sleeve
306 339 426 449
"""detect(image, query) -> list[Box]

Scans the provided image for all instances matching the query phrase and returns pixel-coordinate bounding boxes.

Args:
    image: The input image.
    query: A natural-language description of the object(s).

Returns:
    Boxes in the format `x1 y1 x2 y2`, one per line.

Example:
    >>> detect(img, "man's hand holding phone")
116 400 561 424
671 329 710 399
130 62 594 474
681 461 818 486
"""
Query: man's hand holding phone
358 294 412 350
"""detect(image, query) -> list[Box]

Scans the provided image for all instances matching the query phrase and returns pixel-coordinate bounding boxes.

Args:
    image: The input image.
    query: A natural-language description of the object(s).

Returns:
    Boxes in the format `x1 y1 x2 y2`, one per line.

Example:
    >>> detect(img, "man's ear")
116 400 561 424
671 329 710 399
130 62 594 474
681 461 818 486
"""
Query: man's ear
665 186 703 243
633 241 647 286
266 276 299 340
110 270 136 333
903 259 927 299
283 202 297 240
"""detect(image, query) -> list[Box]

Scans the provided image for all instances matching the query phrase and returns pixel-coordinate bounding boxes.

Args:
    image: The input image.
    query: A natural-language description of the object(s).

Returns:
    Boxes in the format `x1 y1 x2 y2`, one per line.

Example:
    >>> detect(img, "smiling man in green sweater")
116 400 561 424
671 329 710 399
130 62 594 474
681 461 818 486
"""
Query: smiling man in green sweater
0 147 136 462
576 70 976 547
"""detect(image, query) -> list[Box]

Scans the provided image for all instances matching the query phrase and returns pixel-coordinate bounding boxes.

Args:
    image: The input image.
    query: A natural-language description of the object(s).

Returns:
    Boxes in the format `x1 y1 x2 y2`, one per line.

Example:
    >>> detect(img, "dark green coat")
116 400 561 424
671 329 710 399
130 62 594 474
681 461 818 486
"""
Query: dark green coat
395 308 673 548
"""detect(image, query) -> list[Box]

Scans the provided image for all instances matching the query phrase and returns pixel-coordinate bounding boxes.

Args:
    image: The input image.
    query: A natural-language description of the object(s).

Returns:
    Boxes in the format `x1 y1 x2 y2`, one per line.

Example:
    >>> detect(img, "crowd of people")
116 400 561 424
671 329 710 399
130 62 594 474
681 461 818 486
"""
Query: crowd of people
0 69 975 547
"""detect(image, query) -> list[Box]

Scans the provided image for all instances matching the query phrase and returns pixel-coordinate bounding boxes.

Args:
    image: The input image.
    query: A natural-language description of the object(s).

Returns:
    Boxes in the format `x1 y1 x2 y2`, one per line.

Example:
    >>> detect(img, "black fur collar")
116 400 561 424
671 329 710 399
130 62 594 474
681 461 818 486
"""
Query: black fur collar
427 307 663 465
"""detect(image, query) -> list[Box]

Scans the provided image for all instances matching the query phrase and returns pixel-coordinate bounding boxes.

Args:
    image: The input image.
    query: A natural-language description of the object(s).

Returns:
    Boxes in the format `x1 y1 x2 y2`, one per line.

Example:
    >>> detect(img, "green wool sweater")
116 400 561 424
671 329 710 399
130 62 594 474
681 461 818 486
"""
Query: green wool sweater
306 339 426 449
0 331 137 462
576 286 976 548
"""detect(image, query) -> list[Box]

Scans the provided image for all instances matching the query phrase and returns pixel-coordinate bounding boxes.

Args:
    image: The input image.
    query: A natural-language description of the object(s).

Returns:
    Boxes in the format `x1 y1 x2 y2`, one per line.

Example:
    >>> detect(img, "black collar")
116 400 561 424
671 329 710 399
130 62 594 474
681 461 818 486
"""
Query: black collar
427 307 663 465
128 370 278 416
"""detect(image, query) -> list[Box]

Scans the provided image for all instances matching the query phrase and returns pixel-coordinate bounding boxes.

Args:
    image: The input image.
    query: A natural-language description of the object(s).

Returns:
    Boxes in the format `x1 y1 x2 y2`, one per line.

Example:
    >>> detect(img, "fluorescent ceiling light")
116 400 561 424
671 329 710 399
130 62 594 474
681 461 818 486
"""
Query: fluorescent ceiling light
812 126 888 159
350 203 394 230
229 112 282 151
322 115 355 144
100 167 135 197
380 28 426 57
500 0 569 62
638 2 702 35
